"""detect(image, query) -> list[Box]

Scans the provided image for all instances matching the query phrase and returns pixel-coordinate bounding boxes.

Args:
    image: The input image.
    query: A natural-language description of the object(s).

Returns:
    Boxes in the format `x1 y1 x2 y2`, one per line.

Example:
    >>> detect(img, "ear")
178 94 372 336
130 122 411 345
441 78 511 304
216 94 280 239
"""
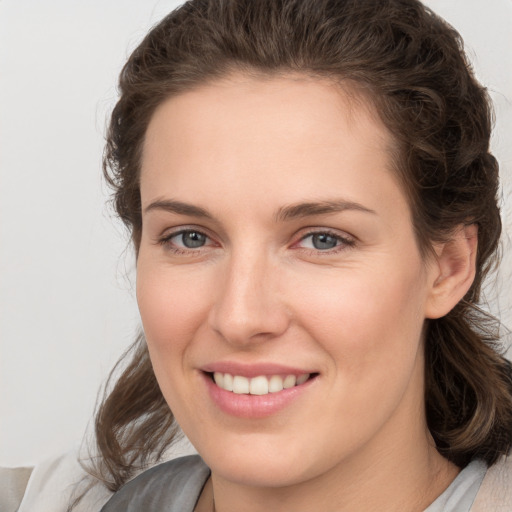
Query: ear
425 224 478 319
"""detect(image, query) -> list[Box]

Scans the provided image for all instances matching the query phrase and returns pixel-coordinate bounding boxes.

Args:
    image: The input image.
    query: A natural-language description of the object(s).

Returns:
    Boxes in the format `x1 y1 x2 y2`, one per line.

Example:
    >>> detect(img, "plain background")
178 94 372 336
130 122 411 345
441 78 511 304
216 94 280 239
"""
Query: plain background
1 0 511 467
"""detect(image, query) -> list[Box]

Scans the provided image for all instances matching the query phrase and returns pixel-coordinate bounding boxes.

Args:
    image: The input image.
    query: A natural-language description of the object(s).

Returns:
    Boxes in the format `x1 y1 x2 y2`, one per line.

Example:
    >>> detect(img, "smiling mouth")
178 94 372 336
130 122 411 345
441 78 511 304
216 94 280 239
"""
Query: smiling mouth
208 372 317 395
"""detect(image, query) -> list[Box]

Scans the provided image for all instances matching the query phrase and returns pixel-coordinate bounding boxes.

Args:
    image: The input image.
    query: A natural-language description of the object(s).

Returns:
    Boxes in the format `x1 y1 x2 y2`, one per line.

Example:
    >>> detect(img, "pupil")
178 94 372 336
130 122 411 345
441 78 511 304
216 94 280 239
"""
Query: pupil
183 231 206 248
312 233 338 250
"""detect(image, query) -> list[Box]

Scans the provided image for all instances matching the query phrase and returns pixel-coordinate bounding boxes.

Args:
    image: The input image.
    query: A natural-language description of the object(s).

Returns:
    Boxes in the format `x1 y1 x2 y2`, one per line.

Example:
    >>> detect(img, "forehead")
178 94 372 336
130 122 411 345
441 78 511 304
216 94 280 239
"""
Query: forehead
140 73 403 216
143 72 392 162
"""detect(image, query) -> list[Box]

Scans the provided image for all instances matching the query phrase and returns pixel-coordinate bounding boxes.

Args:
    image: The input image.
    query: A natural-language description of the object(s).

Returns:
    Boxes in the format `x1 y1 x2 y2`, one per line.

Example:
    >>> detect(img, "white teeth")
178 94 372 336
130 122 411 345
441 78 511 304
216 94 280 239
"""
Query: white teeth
283 374 297 388
249 375 269 395
268 375 284 393
233 375 250 394
213 372 224 387
296 373 309 385
223 373 233 391
212 372 311 395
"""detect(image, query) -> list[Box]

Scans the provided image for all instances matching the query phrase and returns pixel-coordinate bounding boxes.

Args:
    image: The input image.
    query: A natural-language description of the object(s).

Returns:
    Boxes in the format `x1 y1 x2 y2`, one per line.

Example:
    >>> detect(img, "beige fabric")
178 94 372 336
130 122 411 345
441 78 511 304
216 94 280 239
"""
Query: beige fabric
471 454 512 511
16 450 113 512
16 440 196 512
0 467 34 512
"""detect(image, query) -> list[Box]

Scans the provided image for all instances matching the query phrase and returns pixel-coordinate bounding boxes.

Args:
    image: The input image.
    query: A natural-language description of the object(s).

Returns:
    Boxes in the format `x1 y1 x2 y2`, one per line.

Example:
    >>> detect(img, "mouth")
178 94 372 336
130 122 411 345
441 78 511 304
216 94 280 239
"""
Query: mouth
207 371 318 395
201 366 319 418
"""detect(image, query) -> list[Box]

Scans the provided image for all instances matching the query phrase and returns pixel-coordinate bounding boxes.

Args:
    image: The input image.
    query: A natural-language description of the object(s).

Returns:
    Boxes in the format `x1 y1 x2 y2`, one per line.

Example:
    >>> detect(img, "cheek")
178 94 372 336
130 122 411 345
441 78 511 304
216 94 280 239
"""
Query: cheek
289 266 428 445
136 261 212 357
135 262 214 419
290 261 428 377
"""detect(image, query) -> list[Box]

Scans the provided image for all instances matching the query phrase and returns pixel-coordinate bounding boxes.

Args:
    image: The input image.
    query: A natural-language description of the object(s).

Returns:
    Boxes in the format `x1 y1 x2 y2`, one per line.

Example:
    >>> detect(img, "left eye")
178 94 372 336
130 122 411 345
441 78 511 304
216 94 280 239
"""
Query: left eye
298 232 344 250
168 230 210 249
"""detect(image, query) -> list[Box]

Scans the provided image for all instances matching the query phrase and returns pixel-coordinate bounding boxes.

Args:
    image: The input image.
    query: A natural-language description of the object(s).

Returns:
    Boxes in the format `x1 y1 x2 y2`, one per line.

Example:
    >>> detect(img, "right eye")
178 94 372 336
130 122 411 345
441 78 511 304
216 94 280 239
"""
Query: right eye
159 229 214 251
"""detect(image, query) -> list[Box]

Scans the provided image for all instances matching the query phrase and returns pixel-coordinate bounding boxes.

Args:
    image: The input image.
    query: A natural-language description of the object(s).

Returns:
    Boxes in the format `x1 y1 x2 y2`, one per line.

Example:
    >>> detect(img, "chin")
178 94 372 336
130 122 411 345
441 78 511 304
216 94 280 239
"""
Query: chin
192 429 341 489
208 455 310 488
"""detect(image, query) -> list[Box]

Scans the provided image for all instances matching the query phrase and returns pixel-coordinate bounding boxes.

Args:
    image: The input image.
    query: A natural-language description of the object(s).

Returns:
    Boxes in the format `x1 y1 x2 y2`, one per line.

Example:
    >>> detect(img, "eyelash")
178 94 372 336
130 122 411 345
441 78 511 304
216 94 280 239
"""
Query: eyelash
294 229 356 254
158 228 214 254
157 228 356 255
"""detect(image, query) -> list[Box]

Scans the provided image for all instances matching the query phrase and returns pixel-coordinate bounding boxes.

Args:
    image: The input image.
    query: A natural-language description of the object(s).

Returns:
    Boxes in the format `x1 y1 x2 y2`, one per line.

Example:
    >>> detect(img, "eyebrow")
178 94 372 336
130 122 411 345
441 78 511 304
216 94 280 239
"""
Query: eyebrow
144 198 376 221
275 200 376 222
144 199 212 219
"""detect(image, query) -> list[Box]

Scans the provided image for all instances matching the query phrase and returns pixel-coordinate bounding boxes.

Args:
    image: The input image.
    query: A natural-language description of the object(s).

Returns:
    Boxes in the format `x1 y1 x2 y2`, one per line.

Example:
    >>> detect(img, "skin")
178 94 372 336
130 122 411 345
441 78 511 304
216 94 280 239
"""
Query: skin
136 73 476 511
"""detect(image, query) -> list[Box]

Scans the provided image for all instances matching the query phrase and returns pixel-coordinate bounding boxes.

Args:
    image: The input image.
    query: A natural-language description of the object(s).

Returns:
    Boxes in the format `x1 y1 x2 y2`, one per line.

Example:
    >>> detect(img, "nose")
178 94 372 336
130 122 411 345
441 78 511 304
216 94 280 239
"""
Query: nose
208 250 291 346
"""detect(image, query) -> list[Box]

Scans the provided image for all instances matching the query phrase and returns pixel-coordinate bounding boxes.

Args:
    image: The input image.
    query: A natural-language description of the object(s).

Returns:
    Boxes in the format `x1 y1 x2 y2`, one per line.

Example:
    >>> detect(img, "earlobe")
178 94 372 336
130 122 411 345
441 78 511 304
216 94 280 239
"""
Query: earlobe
425 224 478 319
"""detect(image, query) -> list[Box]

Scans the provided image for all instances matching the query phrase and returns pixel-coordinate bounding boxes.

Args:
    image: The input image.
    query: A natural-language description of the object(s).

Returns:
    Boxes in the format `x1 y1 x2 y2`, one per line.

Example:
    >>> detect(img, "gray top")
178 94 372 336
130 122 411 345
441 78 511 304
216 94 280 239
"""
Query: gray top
100 455 487 512
100 456 210 512
425 459 487 512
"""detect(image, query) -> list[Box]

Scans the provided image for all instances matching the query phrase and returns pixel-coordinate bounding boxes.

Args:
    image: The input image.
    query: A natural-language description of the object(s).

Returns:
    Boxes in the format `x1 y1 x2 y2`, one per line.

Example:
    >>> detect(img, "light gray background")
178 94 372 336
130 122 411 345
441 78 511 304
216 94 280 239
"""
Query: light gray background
1 0 511 467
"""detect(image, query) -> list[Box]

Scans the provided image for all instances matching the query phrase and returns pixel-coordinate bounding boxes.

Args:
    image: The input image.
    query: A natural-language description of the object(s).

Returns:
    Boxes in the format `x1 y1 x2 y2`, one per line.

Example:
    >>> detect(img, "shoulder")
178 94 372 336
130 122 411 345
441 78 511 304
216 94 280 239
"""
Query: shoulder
101 455 210 512
471 453 512 511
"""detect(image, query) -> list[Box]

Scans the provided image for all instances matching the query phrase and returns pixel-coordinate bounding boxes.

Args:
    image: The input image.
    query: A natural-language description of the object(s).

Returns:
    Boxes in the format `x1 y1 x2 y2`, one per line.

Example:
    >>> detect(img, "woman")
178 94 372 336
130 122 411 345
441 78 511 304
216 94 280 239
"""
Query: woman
85 0 512 510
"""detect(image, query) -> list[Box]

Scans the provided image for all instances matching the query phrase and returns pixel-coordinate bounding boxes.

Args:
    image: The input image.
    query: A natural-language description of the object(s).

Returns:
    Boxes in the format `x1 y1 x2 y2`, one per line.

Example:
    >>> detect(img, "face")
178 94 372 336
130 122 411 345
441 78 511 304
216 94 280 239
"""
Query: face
137 74 438 489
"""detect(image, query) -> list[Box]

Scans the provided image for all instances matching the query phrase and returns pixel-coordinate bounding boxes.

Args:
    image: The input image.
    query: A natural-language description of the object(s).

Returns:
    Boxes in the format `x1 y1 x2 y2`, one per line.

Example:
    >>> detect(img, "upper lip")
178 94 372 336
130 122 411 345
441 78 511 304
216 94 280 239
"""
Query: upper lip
201 361 316 378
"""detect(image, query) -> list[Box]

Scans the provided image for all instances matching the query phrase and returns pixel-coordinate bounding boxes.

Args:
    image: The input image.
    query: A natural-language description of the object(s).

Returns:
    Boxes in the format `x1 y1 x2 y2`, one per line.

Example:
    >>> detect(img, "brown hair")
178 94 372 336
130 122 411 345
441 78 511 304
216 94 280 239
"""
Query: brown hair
92 0 512 492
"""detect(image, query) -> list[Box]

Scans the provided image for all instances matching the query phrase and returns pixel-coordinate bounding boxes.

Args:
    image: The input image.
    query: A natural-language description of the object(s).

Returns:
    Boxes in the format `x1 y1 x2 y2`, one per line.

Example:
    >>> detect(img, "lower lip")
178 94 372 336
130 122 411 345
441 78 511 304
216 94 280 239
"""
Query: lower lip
202 372 316 418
